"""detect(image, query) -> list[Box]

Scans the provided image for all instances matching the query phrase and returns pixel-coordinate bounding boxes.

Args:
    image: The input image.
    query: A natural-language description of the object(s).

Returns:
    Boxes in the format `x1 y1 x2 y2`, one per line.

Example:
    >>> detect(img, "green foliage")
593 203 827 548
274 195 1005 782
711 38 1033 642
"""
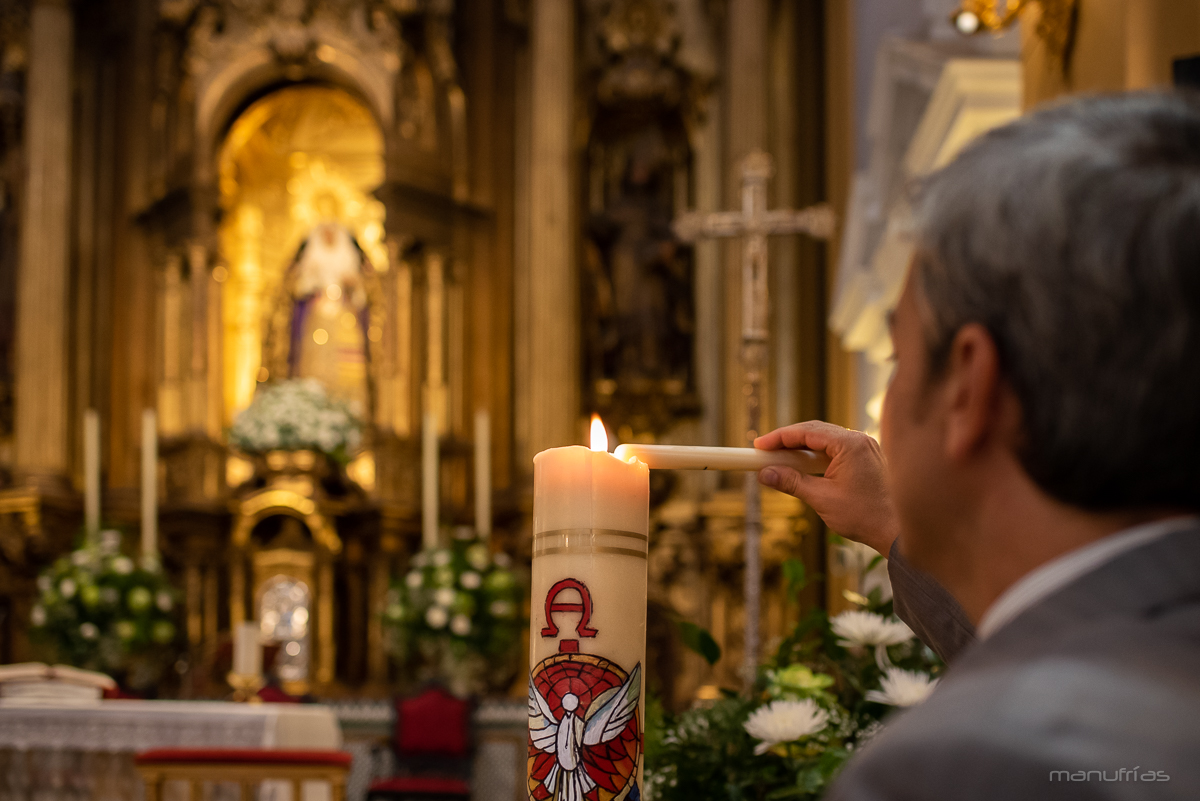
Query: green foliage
29 529 181 687
645 592 943 801
383 531 525 695
678 620 722 666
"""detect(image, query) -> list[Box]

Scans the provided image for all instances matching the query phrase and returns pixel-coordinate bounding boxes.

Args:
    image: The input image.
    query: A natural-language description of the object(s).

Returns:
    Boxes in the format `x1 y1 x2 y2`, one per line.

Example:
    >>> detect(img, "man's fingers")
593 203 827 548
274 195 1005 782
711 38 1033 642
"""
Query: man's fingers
759 466 813 500
756 420 856 455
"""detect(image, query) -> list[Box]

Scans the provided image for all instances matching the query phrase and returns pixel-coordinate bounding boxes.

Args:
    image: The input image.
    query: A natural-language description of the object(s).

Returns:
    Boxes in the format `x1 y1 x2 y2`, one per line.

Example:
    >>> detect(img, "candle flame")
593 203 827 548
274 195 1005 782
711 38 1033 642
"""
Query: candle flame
590 414 609 452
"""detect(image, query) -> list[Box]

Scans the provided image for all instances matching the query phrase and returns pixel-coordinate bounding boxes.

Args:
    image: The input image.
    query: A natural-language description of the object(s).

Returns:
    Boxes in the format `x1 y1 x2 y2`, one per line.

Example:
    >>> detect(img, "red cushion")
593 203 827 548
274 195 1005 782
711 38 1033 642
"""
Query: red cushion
395 687 470 757
136 749 352 767
369 776 470 795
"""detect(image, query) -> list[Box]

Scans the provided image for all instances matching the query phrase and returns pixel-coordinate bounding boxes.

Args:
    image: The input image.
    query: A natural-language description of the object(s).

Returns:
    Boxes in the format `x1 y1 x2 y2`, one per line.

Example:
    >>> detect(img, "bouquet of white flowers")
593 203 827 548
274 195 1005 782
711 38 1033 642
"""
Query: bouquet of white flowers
229 379 361 462
29 530 180 690
384 530 524 697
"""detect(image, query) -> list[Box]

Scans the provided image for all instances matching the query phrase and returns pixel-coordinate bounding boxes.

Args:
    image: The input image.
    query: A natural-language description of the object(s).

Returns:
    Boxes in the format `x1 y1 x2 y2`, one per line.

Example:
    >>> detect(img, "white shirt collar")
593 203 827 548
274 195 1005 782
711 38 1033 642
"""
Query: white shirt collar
977 516 1199 640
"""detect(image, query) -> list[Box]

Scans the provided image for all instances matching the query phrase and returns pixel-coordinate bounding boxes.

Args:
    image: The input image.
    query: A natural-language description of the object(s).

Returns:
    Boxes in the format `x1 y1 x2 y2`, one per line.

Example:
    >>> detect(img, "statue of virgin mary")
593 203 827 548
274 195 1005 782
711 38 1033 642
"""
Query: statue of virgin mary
263 220 377 416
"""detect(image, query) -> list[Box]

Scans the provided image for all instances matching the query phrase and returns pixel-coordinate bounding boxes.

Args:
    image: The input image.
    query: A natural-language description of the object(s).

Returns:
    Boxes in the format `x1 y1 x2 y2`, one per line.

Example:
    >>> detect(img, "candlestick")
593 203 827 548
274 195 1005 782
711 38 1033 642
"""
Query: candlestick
140 409 157 558
83 409 100 543
422 411 439 549
528 416 648 800
612 443 829 473
474 408 491 539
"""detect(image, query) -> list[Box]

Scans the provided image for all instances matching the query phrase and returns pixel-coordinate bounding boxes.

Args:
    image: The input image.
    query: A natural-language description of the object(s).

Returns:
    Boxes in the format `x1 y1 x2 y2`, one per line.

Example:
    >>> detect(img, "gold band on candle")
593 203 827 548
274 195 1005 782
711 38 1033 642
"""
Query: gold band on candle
532 527 648 560
533 545 648 559
533 527 649 542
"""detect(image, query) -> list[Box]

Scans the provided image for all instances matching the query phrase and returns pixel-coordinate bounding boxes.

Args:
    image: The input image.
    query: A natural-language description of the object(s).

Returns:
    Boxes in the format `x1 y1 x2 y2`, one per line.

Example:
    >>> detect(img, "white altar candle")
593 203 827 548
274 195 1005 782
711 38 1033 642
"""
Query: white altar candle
527 416 649 799
612 443 830 473
232 621 262 677
422 411 439 549
140 409 157 558
83 409 100 542
474 408 491 539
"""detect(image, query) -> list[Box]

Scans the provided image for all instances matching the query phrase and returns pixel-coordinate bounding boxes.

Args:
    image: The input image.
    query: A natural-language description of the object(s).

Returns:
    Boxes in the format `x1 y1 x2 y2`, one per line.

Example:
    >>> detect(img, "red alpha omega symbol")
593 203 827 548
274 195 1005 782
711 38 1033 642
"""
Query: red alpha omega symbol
540 578 598 653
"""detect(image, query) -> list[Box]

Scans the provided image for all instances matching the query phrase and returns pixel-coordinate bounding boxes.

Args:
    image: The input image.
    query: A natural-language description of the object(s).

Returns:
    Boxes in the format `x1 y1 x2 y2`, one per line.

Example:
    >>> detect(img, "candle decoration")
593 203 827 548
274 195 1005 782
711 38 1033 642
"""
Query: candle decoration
612 443 829 473
528 415 648 801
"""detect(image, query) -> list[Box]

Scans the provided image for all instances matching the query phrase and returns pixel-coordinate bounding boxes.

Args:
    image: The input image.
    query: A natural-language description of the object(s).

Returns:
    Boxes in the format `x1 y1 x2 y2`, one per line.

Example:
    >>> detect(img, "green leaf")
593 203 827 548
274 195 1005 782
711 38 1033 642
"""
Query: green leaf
678 620 722 666
781 559 808 600
865 553 885 573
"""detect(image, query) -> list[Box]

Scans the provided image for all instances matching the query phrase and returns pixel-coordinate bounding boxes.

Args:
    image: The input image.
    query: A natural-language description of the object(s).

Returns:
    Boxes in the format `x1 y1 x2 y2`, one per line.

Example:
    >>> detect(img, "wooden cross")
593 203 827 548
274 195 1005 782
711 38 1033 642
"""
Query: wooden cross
673 151 835 685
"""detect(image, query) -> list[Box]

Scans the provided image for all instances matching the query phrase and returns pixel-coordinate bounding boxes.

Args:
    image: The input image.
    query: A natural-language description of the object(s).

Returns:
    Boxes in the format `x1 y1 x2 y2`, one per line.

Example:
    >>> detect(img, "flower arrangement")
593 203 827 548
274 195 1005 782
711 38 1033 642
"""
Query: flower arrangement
383 530 525 697
229 378 361 462
645 562 942 800
29 530 180 689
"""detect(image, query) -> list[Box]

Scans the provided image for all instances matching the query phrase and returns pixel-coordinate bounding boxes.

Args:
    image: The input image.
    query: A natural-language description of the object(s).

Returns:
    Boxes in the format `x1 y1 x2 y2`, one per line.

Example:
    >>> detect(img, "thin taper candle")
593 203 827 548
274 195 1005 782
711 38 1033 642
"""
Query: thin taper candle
140 409 157 558
612 443 829 473
422 411 439 549
83 409 100 542
474 409 491 539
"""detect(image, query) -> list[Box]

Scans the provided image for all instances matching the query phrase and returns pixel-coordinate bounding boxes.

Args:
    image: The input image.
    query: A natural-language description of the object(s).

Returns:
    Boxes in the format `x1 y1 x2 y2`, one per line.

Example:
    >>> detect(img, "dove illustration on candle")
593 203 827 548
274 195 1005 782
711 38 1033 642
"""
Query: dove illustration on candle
529 662 641 801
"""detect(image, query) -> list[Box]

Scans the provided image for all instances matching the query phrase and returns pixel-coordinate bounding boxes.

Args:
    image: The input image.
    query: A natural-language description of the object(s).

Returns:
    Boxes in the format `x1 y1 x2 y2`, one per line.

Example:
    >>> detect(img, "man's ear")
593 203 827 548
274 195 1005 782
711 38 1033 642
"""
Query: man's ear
941 323 1003 463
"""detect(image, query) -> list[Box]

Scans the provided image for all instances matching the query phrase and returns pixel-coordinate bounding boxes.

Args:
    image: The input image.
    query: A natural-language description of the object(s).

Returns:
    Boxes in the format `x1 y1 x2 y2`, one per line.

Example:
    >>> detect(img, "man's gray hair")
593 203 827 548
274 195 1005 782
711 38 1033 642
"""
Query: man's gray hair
912 92 1200 511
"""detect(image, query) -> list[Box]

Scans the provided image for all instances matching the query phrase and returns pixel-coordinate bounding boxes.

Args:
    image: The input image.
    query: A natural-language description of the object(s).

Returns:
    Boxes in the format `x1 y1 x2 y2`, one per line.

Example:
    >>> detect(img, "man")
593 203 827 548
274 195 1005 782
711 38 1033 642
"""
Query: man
756 92 1200 798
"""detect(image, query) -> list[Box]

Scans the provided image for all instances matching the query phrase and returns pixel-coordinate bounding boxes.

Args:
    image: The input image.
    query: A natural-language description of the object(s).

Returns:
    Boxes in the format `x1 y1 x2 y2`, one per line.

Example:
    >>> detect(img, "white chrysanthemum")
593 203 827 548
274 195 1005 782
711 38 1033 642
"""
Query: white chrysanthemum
425 606 449 629
744 699 830 755
111 556 134 576
434 588 456 608
412 552 429 568
405 570 424 589
450 614 472 636
830 610 913 647
493 552 512 569
72 550 91 566
156 591 173 612
30 605 46 626
460 570 482 590
489 600 514 618
79 622 99 640
37 575 52 593
431 549 452 568
865 668 939 707
59 578 77 599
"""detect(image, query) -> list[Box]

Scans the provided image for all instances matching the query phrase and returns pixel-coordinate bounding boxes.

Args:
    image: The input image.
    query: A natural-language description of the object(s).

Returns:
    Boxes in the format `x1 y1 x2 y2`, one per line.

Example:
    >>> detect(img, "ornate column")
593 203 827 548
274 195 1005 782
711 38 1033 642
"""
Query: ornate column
14 0 73 488
527 0 578 455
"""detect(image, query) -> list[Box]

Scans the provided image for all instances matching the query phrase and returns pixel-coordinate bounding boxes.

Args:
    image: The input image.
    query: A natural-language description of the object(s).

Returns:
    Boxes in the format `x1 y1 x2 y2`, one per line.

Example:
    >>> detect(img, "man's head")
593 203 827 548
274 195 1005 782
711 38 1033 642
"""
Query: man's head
882 92 1200 583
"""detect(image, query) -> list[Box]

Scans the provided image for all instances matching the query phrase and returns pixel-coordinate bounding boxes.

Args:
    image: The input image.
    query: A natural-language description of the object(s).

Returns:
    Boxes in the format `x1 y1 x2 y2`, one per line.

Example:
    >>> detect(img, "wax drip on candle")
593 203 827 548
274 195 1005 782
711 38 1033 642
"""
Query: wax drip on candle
590 413 608 452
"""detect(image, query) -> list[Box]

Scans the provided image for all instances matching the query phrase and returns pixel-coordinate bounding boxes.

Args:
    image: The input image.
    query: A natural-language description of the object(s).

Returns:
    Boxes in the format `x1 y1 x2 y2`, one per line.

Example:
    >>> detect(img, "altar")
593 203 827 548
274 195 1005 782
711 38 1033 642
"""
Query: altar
0 700 340 801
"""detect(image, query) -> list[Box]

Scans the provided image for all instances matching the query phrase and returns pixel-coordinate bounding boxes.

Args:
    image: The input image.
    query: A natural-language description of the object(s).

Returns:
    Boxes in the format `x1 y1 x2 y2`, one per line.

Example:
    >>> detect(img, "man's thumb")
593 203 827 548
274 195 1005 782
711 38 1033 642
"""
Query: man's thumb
758 466 806 498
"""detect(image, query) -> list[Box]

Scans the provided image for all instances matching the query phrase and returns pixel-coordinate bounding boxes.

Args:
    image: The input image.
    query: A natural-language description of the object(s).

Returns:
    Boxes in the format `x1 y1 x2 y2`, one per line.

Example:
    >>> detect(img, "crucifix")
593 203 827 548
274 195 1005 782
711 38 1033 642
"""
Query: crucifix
673 151 835 685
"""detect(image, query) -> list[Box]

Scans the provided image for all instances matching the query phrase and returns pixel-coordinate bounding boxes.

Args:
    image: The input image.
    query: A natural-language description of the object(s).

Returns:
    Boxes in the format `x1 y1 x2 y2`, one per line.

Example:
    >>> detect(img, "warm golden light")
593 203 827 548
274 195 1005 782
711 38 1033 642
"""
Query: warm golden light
313 328 329 345
590 414 609 452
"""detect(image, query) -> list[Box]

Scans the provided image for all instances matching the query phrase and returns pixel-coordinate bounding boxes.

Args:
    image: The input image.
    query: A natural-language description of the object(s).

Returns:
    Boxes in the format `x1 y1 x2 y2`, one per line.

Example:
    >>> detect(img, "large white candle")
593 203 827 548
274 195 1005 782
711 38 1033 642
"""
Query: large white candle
83 409 100 542
527 416 649 800
422 411 439 549
474 408 491 539
140 409 157 558
232 621 263 677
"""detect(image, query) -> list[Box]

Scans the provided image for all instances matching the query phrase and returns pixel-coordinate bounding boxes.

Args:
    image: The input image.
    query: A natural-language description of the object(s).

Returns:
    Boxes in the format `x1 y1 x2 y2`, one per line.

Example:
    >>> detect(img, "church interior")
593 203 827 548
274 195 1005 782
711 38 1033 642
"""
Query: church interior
0 0 1197 798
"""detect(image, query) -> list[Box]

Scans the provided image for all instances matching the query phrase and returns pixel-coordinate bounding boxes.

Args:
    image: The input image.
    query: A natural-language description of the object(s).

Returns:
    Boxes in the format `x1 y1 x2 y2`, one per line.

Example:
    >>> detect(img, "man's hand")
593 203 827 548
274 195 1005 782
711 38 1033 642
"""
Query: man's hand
755 421 900 556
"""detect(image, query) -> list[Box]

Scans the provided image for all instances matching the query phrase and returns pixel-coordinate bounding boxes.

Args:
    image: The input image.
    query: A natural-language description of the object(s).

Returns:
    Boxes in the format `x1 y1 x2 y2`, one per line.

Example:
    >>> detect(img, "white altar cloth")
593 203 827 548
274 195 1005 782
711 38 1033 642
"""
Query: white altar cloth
0 700 342 752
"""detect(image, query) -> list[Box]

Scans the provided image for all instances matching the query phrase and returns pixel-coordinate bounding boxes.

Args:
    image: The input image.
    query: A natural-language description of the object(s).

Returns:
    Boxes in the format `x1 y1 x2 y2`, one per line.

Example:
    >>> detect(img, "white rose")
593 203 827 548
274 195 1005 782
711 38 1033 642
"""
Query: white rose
450 614 472 636
460 571 482 590
59 578 77 599
79 622 99 640
425 606 449 629
111 556 134 576
432 549 452 568
37 575 52 593
434 588 456 608
72 550 91 566
30 605 46 626
405 570 423 589
489 600 514 618
156 591 173 612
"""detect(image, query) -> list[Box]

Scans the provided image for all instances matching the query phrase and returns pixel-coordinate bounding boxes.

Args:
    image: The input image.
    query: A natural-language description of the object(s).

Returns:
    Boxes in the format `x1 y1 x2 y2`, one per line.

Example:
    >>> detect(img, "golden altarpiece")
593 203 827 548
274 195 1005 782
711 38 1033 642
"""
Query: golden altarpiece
139 0 509 695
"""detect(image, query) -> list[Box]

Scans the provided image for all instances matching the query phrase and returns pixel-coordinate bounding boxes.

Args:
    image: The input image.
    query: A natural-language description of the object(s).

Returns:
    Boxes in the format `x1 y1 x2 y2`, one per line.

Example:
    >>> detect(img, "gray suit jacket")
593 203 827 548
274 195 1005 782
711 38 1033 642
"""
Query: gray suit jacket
829 525 1200 800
